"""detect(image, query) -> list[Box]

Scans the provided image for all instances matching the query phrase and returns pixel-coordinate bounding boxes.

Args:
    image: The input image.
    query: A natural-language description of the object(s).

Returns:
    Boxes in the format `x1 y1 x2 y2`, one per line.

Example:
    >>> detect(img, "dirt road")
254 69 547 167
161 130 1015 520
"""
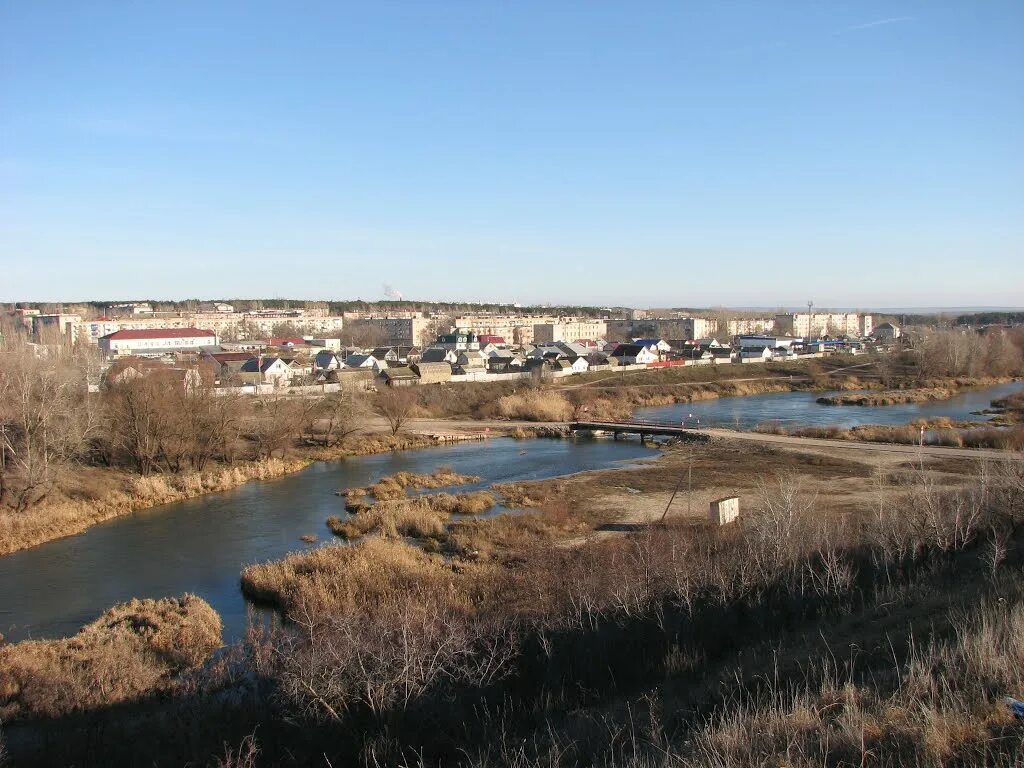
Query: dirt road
382 417 1017 461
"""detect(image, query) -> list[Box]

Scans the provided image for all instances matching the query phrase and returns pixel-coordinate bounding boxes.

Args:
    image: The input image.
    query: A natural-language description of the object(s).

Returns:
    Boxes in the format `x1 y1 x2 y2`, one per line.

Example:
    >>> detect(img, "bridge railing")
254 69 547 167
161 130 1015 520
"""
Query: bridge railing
571 418 698 430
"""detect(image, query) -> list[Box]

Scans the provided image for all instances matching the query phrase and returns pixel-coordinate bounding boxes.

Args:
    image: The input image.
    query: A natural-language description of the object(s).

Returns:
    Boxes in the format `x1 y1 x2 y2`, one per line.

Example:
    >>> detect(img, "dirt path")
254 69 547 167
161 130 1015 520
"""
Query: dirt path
379 416 1016 461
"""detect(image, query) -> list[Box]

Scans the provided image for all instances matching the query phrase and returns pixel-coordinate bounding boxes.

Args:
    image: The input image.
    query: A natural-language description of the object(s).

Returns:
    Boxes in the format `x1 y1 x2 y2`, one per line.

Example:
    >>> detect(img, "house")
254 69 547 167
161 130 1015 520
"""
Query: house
610 343 658 365
586 352 616 369
569 356 589 373
487 352 524 373
379 366 419 387
419 347 458 365
677 346 713 361
456 349 488 369
874 322 901 342
239 356 294 386
573 339 601 349
265 337 306 348
103 357 204 392
737 335 800 351
370 347 400 363
477 335 506 347
434 330 480 351
632 338 671 355
412 361 453 384
341 353 383 372
201 350 257 380
99 327 219 357
740 346 775 361
708 347 736 362
313 350 344 373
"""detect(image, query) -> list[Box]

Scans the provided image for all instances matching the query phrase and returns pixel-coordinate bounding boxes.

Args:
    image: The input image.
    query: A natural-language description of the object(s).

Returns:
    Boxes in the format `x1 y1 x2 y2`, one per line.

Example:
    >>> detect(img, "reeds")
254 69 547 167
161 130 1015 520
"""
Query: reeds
0 595 221 721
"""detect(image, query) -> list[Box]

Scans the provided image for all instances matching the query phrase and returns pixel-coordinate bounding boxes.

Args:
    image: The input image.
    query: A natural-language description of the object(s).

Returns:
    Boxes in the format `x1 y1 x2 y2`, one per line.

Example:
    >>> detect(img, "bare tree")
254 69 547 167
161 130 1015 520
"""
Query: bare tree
247 396 303 459
0 347 99 510
375 387 417 435
300 391 366 447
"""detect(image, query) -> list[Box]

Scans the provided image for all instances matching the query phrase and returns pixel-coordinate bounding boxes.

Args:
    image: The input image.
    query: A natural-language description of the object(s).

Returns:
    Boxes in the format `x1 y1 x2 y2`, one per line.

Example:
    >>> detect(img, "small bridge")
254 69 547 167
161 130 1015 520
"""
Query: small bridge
569 419 708 441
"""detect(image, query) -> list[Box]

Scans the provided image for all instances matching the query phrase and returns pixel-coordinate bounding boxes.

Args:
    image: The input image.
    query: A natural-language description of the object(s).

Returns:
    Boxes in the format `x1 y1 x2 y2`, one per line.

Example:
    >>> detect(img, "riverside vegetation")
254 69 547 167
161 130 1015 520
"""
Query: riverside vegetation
3 328 1022 554
0 342 450 554
5 444 1024 766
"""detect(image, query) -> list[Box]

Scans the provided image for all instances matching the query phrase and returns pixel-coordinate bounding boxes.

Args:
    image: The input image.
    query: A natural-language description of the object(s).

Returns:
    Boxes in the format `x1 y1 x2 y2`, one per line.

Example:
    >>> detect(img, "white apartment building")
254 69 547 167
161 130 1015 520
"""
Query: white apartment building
98 327 219 357
65 309 344 345
774 312 869 339
726 317 776 336
532 319 608 344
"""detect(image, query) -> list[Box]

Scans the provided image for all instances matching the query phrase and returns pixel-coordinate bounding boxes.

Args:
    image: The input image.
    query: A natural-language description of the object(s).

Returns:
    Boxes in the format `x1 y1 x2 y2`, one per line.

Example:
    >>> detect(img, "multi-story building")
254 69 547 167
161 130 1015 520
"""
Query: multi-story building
32 313 83 344
342 313 429 347
98 327 219 357
726 317 776 336
48 308 344 345
454 314 555 346
774 312 867 339
606 317 717 341
532 319 608 344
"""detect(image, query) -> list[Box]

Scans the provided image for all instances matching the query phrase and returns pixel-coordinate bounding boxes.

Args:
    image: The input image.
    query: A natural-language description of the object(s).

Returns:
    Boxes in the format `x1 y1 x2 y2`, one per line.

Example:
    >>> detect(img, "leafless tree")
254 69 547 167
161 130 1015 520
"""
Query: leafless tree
0 347 100 509
300 391 366 447
375 387 417 435
273 598 517 722
418 314 453 347
247 396 303 459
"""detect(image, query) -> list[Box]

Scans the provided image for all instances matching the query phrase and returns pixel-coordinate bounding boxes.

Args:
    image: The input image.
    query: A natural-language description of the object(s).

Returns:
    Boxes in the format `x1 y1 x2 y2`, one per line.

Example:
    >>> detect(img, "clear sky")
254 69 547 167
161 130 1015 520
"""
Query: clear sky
2 1 1022 308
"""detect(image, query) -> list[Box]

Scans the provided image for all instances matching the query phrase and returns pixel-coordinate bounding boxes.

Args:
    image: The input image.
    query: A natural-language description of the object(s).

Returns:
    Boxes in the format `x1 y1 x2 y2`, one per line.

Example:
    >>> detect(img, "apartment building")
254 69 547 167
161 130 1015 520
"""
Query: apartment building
455 315 563 345
343 313 429 347
774 312 870 339
606 317 716 341
532 319 608 344
726 317 776 336
46 309 345 345
32 313 83 344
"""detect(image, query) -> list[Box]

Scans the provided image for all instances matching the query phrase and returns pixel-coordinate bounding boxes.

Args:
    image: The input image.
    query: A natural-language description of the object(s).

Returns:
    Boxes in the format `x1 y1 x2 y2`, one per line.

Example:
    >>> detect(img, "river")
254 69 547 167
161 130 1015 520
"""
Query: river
0 438 655 644
2 381 1020 644
634 380 1024 430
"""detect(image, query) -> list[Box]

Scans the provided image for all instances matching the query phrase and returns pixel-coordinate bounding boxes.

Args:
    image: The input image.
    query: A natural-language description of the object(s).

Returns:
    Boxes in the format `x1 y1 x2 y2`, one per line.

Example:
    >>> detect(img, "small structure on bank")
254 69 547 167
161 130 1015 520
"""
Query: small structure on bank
710 496 740 526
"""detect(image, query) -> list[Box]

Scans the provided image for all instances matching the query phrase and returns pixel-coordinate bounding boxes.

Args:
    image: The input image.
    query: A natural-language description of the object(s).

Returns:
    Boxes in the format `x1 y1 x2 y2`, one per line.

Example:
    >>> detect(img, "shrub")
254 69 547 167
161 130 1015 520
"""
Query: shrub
0 595 221 721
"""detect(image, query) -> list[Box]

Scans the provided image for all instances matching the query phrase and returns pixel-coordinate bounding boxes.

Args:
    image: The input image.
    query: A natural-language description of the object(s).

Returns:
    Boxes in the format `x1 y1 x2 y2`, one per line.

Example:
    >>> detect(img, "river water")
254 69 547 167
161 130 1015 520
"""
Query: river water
634 381 1024 430
2 381 1020 644
0 438 655 643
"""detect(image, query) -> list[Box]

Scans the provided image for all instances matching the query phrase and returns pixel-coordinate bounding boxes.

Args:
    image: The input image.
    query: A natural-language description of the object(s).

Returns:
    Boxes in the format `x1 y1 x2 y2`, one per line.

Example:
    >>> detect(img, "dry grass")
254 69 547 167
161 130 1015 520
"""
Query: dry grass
491 482 540 508
344 466 483 505
756 421 1024 450
685 594 1024 767
240 537 497 617
327 491 496 540
491 390 572 422
0 595 221 721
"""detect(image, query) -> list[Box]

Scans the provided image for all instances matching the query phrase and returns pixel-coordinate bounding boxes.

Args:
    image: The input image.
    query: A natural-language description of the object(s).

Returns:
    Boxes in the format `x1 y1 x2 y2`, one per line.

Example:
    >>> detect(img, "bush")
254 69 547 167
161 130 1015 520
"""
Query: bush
0 595 221 721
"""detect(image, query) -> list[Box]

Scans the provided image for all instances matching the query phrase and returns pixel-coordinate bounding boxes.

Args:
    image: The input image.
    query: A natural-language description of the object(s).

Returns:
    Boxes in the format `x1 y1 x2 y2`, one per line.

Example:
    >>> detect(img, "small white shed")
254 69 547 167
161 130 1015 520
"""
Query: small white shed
710 496 740 526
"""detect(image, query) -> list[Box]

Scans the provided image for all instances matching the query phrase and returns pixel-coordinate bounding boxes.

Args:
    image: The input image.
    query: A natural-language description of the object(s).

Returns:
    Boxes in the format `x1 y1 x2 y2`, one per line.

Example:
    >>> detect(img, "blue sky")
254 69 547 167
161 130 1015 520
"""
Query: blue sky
2 1 1022 308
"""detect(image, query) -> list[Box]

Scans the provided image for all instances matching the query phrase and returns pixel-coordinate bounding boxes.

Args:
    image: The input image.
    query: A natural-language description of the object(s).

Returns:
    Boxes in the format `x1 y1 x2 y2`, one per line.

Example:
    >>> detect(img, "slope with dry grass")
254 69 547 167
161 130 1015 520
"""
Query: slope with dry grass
0 595 221 722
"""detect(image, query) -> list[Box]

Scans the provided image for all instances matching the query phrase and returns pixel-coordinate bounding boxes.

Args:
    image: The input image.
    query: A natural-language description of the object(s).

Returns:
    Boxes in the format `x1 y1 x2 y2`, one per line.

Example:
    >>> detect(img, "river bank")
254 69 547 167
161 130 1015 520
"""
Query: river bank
815 376 1016 406
0 432 465 557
